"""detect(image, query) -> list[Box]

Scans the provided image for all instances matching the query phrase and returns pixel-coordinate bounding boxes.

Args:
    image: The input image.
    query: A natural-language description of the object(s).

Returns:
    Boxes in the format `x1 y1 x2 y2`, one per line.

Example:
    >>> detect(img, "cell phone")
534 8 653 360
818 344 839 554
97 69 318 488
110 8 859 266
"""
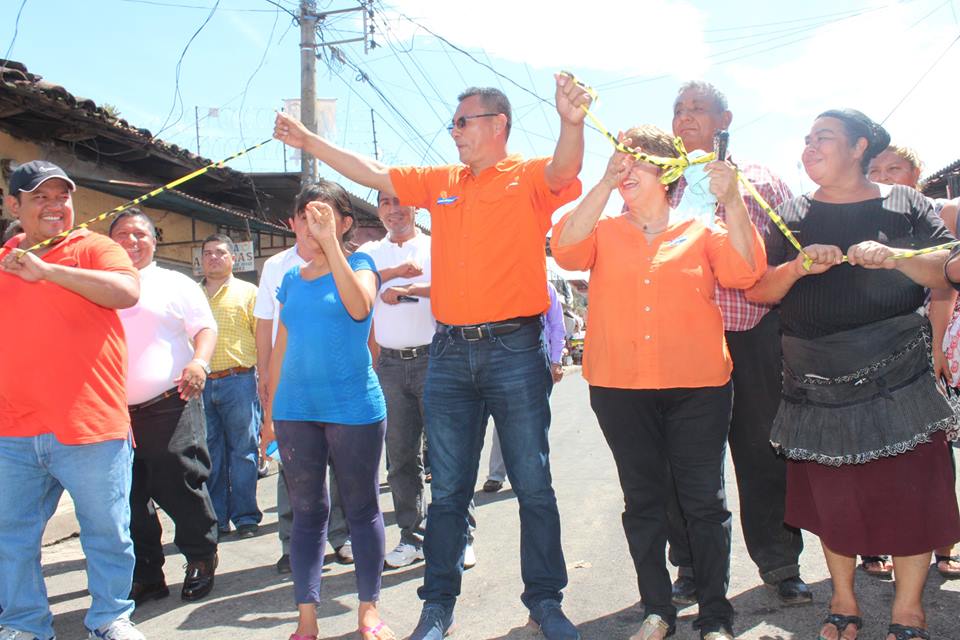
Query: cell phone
397 295 419 303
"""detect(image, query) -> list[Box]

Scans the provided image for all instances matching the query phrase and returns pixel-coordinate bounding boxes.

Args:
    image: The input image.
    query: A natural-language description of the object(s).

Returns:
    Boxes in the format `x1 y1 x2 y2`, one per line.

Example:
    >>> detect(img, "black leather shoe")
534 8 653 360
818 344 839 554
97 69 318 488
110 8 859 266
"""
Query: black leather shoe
181 554 217 602
671 575 697 606
129 580 169 605
236 524 259 539
775 576 813 606
276 553 291 574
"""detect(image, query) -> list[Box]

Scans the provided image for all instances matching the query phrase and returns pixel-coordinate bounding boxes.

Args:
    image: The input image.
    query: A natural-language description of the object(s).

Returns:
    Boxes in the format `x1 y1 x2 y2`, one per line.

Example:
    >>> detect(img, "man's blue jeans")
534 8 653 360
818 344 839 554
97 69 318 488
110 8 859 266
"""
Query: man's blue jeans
0 434 135 639
420 320 568 610
203 370 262 529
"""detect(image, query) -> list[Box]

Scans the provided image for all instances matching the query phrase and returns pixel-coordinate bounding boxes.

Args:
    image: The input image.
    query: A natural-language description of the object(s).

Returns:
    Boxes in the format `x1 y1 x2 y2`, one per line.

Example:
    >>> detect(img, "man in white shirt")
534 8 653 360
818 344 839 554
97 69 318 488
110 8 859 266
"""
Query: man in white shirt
254 190 353 574
109 210 220 605
360 193 477 570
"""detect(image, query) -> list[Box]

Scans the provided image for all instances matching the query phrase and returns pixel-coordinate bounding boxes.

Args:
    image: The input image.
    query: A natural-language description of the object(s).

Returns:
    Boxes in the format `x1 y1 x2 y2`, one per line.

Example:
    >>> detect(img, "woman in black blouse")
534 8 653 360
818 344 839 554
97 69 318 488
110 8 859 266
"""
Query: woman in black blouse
747 109 960 640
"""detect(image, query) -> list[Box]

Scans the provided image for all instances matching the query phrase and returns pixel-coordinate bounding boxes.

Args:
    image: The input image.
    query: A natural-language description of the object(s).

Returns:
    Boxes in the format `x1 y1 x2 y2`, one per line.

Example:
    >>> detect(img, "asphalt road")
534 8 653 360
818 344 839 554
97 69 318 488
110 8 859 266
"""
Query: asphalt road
40 369 960 639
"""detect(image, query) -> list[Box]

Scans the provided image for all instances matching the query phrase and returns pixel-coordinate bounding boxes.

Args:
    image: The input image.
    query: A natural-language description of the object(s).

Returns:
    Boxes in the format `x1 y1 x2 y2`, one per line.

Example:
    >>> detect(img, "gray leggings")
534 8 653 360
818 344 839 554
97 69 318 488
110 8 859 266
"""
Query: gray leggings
275 419 386 603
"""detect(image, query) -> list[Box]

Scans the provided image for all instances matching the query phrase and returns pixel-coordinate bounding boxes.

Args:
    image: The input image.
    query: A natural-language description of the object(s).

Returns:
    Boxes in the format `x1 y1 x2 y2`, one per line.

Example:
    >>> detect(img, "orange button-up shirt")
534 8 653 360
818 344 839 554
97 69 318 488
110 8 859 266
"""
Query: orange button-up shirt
551 215 766 390
390 155 581 326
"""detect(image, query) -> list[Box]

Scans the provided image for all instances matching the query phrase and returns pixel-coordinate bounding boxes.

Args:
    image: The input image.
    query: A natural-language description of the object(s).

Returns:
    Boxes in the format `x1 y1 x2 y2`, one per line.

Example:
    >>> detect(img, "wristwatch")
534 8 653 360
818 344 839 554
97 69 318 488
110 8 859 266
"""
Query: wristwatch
191 358 211 374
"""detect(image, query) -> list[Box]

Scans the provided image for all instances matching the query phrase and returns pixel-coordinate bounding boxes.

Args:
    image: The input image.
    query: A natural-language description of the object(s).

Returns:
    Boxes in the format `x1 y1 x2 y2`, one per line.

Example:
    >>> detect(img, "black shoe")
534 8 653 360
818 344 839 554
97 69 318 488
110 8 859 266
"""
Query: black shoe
236 524 259 539
482 479 503 493
129 580 170 605
276 553 291 574
775 576 813 606
671 575 697 606
181 554 218 601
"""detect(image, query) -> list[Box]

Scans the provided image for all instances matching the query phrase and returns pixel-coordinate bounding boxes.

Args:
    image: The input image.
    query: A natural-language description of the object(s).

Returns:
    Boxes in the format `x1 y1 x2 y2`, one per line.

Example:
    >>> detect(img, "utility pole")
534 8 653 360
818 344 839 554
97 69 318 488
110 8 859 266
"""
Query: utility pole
299 1 377 185
300 0 318 186
194 106 201 156
370 108 379 160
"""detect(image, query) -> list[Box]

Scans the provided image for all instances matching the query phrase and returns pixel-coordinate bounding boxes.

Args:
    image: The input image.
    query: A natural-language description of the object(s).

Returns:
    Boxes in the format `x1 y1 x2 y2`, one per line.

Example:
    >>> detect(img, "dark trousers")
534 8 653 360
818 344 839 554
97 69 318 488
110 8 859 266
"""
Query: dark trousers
275 419 386 604
590 383 734 632
666 310 803 584
130 394 218 583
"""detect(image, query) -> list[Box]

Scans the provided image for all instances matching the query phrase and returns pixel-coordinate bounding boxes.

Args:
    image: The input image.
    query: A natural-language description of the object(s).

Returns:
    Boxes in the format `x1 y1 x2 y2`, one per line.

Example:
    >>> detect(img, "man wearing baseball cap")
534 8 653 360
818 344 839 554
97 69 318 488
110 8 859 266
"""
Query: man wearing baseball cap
0 160 145 640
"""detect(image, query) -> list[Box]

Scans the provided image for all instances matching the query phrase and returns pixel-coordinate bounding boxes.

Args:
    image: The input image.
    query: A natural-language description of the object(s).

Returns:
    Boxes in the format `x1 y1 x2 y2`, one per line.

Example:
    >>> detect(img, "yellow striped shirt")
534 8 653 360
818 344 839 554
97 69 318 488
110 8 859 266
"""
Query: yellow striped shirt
204 276 258 372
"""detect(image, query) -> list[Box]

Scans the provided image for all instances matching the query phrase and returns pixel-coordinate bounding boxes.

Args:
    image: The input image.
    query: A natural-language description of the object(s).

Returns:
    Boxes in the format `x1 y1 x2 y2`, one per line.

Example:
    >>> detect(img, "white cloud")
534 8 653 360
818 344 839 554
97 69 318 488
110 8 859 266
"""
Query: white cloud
726 2 960 177
377 0 709 77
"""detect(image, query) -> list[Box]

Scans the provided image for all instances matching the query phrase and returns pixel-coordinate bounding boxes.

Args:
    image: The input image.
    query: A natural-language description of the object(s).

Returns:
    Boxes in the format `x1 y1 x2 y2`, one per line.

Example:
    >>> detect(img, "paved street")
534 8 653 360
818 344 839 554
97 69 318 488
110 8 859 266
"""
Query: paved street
40 369 960 639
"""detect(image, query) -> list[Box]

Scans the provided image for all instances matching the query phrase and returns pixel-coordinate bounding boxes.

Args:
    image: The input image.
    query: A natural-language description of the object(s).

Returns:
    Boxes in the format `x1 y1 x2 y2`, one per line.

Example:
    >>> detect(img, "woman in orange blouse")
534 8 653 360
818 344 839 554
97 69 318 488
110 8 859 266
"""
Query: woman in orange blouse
551 125 765 640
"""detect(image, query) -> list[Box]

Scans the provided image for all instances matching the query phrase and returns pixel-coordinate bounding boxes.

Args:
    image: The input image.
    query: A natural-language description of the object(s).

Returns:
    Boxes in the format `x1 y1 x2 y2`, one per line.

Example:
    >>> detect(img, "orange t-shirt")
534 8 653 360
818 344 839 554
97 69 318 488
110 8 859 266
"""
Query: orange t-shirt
390 155 581 325
551 215 766 390
0 230 137 444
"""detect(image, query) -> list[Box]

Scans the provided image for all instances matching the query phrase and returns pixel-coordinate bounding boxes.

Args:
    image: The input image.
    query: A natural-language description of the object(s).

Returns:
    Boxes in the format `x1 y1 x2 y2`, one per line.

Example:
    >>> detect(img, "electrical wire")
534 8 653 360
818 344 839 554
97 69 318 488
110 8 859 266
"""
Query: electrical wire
153 0 221 138
115 0 289 13
2 0 28 65
880 32 960 124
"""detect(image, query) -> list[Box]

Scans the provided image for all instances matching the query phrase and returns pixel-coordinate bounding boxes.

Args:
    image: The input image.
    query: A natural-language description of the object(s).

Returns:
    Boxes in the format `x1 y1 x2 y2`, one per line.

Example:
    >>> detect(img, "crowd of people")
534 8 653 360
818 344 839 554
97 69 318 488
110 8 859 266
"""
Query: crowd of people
0 72 958 640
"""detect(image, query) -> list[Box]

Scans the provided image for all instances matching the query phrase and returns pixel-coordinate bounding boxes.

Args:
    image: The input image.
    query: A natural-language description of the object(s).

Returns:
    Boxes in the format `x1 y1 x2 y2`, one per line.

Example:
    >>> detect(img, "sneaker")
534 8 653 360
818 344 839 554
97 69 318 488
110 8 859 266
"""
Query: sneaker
235 524 259 539
408 603 453 640
335 540 354 564
463 543 477 570
88 618 145 640
0 629 53 640
384 542 424 569
528 600 580 640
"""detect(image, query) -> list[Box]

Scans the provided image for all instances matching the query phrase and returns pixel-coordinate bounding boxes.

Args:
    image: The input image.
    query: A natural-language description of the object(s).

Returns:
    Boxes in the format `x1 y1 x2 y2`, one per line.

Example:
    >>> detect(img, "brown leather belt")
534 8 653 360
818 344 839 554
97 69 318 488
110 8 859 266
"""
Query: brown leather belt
128 387 181 413
439 315 540 341
208 365 254 380
380 345 430 360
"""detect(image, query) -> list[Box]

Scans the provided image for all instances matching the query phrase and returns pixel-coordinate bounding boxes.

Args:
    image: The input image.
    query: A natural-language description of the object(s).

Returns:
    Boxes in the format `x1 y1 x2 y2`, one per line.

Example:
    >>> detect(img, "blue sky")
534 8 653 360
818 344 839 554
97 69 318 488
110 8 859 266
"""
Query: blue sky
2 0 958 213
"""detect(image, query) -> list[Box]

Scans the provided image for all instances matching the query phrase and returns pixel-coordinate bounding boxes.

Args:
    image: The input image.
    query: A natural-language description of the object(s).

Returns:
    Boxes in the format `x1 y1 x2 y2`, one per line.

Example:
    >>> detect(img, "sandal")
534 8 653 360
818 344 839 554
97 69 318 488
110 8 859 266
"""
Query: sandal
860 555 893 579
887 624 930 640
818 613 863 640
934 554 960 579
629 614 675 640
358 622 393 639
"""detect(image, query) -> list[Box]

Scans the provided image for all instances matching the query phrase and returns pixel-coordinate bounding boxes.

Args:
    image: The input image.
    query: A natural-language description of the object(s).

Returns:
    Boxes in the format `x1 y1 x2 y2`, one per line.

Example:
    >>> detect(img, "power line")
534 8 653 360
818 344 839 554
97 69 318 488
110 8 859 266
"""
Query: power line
115 0 290 13
881 32 960 124
596 2 898 91
153 0 221 138
336 50 447 164
326 53 446 165
2 0 28 62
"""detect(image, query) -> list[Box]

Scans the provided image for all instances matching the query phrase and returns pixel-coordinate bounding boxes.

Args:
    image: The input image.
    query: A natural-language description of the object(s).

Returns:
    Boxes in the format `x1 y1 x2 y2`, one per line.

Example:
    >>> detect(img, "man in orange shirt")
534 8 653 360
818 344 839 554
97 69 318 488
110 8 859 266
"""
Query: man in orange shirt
275 75 590 640
0 161 145 640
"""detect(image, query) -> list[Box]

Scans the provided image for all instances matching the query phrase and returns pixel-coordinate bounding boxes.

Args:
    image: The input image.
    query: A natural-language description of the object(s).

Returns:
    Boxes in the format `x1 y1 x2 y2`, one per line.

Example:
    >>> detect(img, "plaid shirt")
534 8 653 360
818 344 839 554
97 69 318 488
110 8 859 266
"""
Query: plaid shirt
204 275 259 371
671 160 793 332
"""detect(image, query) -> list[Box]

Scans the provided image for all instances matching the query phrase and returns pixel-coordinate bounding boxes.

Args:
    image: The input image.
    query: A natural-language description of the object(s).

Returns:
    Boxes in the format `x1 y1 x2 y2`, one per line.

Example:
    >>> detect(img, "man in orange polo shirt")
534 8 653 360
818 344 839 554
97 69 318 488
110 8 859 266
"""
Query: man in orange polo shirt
275 75 591 640
0 161 145 640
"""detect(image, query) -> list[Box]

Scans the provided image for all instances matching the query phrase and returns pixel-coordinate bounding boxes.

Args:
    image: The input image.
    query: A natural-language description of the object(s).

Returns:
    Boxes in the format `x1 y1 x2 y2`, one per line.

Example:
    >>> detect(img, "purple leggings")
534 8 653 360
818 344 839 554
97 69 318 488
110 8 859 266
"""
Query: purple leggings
275 419 386 603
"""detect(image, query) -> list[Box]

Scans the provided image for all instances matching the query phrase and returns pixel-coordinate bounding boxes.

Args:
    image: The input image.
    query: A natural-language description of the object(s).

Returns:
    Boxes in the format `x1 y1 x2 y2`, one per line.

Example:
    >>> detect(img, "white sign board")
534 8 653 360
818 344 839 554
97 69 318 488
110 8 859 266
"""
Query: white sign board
192 240 255 276
282 98 337 161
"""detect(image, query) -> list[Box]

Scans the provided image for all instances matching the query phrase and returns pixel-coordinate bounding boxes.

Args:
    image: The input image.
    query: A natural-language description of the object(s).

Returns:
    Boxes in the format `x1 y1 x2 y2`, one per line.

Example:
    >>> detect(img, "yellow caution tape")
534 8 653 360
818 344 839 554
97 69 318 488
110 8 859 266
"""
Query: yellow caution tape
564 72 957 270
14 138 274 257
561 71 714 185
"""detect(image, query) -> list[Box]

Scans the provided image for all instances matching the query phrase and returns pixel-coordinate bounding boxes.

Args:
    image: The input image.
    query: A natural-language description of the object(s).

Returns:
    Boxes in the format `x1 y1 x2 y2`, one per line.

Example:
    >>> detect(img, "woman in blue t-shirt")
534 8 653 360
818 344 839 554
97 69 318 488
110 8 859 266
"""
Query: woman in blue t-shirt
261 180 390 640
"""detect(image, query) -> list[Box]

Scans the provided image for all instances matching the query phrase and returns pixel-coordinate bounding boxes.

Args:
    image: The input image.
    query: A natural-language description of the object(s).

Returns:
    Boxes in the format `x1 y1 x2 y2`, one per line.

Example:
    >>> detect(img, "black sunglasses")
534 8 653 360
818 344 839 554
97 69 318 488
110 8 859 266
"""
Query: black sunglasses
447 113 501 133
